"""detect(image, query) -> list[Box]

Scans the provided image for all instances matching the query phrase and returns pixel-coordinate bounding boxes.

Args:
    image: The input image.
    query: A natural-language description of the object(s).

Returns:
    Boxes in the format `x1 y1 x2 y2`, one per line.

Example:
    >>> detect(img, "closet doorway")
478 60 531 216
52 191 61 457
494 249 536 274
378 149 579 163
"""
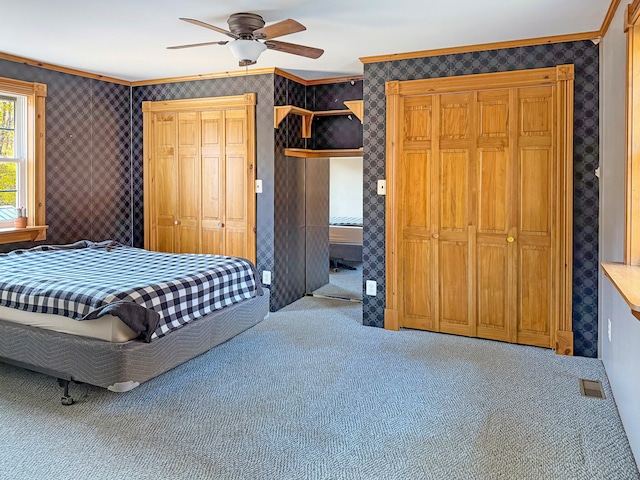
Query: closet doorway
313 156 363 301
384 65 575 354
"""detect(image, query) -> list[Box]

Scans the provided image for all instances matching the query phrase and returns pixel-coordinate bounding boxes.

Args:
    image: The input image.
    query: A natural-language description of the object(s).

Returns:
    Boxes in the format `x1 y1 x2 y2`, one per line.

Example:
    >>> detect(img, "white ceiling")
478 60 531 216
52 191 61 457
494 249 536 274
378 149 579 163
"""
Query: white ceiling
1 0 611 82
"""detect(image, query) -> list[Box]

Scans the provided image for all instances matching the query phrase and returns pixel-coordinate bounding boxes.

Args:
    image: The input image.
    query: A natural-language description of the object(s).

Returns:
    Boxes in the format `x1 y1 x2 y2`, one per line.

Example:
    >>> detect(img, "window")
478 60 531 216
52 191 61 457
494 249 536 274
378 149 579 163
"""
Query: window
0 76 47 243
0 93 27 227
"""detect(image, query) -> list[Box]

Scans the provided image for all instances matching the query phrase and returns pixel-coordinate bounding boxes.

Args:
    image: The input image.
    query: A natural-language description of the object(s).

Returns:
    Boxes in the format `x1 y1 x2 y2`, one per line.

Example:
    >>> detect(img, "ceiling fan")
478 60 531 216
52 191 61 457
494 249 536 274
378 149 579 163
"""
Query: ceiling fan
168 13 324 67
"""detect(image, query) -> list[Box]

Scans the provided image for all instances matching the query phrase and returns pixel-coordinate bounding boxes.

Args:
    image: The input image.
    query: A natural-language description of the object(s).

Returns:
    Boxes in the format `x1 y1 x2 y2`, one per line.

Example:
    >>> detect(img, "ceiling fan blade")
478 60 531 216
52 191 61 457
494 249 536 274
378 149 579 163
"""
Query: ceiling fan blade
179 17 239 39
167 40 228 50
265 40 324 59
253 19 305 40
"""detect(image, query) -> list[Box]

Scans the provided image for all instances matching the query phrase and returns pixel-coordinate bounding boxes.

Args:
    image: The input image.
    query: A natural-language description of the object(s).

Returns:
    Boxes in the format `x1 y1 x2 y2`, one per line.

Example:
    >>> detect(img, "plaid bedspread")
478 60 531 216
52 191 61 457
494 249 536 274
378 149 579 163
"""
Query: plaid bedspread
0 241 261 342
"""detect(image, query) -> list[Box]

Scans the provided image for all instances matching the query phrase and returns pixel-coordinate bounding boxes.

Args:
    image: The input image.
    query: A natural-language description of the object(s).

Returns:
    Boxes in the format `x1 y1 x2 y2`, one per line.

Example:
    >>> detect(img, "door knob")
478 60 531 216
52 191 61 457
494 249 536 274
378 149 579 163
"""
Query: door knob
218 222 224 227
507 236 514 243
432 233 439 239
174 220 180 226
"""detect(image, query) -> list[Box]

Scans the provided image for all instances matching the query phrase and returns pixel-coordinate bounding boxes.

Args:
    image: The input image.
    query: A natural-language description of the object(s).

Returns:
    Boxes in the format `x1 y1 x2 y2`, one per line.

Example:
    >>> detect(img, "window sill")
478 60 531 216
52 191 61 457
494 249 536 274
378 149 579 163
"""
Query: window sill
601 262 640 321
0 225 48 245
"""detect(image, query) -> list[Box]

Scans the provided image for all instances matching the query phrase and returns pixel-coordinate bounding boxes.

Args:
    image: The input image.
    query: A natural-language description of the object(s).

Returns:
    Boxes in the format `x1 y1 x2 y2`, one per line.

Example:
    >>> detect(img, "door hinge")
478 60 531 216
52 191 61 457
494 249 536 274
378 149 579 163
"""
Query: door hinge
253 227 257 234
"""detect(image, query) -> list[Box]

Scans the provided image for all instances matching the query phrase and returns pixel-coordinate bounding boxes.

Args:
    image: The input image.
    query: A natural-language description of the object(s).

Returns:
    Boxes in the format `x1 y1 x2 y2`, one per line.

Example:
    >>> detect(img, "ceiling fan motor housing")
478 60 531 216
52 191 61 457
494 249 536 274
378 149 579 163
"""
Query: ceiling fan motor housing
227 13 265 38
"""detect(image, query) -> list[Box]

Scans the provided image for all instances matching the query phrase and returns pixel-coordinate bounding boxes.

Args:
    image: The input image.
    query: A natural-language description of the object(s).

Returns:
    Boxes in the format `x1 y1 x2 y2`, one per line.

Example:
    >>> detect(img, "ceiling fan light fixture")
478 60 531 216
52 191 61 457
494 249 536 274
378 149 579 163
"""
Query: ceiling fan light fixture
227 39 267 63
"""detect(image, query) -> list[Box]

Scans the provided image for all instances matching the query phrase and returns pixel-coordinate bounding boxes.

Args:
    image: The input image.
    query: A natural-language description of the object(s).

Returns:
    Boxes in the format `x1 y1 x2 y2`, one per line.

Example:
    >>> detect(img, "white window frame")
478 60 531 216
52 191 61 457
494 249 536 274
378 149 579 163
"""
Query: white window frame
0 93 27 227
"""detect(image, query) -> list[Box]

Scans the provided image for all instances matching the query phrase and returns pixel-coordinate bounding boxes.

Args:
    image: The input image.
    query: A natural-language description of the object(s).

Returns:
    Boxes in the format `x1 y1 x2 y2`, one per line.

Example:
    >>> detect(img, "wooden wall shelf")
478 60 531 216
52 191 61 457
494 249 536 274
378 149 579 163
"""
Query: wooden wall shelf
285 148 363 158
274 100 364 138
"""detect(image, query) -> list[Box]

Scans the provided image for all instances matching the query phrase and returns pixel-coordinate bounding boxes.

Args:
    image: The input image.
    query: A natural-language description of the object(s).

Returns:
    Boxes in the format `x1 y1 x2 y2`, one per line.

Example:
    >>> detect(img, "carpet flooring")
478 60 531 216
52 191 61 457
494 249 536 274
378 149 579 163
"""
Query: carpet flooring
313 263 362 300
0 296 638 479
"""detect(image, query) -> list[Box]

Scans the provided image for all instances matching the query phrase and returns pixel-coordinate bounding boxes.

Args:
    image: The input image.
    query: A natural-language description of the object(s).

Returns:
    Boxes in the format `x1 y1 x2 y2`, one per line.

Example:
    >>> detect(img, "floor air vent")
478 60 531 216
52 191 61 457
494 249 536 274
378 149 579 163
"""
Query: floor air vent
579 379 606 399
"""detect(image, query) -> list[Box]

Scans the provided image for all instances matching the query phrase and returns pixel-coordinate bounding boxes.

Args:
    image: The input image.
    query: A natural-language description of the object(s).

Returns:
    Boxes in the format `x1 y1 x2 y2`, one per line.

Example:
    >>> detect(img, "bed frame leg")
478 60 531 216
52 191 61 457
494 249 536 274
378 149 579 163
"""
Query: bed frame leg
57 378 74 406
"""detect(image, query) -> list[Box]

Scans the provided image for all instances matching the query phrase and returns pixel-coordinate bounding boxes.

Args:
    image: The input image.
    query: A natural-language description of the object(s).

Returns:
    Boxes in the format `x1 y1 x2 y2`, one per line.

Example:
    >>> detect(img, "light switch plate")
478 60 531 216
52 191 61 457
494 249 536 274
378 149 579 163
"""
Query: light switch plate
255 179 263 193
262 270 271 285
377 180 386 195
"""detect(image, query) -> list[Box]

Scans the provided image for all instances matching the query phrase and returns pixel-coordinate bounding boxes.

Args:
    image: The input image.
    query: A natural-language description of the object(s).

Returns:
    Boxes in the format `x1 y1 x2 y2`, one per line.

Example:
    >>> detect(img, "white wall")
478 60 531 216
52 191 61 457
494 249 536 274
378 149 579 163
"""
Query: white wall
329 157 363 219
600 3 640 468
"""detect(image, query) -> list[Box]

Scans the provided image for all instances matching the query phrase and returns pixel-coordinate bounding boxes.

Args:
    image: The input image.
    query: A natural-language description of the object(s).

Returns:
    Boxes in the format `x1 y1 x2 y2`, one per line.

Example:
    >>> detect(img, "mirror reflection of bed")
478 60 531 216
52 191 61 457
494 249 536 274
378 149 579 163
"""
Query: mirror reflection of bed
313 156 363 301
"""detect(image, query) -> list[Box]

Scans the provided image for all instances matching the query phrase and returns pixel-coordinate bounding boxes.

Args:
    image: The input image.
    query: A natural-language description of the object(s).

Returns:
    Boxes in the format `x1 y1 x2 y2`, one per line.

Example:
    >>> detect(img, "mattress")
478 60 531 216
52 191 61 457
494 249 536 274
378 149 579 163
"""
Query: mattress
0 240 261 342
0 305 137 342
329 225 363 244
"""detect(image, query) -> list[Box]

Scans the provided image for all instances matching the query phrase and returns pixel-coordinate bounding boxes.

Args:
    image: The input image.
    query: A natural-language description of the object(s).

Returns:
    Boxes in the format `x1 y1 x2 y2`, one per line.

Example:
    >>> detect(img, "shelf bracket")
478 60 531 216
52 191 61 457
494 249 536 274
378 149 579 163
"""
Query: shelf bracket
273 106 314 138
344 100 364 124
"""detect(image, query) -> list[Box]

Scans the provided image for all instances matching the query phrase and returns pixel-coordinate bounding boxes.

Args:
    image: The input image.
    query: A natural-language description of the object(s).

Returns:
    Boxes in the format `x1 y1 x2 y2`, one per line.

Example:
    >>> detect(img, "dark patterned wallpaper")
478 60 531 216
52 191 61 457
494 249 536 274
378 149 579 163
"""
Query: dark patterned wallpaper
0 59 132 252
307 81 364 150
362 41 599 358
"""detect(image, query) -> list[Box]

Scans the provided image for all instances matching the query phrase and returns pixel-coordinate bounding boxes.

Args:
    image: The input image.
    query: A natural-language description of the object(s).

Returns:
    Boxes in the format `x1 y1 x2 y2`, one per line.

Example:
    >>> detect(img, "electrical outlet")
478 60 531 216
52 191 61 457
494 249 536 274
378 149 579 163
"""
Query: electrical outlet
255 179 263 193
262 270 271 285
366 280 377 296
377 180 386 195
608 318 612 342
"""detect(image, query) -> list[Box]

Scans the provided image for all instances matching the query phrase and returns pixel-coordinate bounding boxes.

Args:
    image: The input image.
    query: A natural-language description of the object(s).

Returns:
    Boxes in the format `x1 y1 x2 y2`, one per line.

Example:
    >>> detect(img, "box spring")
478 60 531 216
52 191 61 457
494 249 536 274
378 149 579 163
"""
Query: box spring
0 290 269 392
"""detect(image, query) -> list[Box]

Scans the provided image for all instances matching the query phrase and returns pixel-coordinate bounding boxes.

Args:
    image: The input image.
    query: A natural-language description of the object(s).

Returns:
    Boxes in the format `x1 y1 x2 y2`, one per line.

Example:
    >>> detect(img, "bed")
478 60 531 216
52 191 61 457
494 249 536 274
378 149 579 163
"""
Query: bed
0 240 268 404
329 216 363 266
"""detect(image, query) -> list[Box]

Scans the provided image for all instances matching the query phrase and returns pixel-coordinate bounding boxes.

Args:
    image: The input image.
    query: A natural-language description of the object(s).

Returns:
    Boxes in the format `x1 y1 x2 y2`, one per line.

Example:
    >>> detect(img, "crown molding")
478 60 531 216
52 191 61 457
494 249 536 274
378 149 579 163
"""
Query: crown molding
600 0 622 37
359 31 601 64
0 51 130 85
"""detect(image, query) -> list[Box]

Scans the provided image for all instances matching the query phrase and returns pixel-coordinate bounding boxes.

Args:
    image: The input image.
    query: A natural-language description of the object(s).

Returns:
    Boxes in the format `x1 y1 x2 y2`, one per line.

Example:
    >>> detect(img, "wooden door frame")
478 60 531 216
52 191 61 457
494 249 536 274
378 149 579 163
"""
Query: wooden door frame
384 65 575 355
142 93 257 263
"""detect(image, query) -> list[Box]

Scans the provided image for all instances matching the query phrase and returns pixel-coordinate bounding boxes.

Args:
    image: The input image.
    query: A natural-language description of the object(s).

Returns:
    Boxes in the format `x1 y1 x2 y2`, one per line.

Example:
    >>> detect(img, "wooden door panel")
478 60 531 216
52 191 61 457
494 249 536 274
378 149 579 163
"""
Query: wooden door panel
202 153 222 221
156 225 175 253
202 114 221 146
201 111 224 254
439 241 469 332
226 115 245 146
223 109 249 259
177 112 200 253
519 245 552 346
520 148 550 235
201 227 223 255
478 90 509 139
177 226 199 254
153 113 177 251
440 94 470 141
440 150 468 232
404 97 432 143
519 87 553 137
476 242 509 341
226 229 246 259
477 148 509 234
404 151 431 229
403 241 431 319
178 154 199 219
398 99 433 329
179 113 197 146
226 154 246 222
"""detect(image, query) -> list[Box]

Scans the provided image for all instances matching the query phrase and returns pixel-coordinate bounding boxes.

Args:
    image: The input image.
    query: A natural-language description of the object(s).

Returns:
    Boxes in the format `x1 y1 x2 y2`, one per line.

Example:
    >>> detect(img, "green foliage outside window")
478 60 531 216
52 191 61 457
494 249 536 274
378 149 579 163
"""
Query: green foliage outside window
0 99 15 157
0 100 16 207
0 163 16 207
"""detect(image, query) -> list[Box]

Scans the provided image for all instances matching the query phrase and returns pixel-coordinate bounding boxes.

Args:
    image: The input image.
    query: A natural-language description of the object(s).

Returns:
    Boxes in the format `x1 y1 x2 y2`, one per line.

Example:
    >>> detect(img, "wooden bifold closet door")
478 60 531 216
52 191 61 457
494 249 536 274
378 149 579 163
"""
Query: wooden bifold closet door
143 94 256 264
385 66 575 354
